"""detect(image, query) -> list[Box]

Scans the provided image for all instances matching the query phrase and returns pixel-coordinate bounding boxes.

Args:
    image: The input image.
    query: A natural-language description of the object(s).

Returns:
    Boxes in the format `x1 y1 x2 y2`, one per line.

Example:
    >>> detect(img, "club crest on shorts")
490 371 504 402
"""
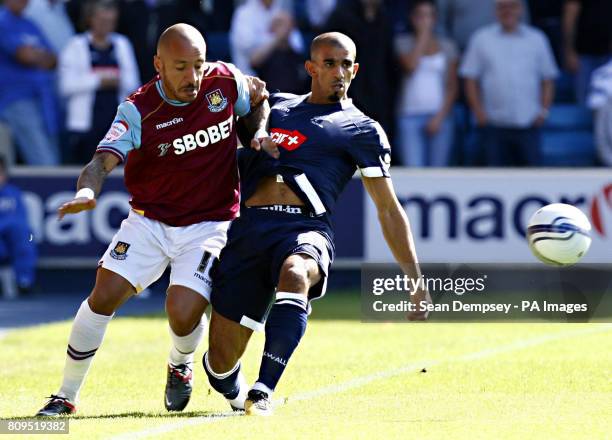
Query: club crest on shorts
110 241 130 260
206 89 228 113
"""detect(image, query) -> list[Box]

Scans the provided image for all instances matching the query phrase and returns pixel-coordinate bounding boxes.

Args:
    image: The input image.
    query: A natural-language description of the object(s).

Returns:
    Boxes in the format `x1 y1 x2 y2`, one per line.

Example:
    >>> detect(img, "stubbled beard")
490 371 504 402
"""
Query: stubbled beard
327 92 341 102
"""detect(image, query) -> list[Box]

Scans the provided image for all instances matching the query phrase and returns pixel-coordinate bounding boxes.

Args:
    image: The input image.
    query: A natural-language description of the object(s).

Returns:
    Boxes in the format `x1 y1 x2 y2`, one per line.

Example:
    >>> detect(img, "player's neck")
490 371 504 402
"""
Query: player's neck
307 92 347 105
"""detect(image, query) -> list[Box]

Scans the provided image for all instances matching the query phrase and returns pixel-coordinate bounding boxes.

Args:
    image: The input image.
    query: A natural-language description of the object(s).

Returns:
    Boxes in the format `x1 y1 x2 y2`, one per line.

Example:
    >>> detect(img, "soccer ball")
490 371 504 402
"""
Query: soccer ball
526 203 592 266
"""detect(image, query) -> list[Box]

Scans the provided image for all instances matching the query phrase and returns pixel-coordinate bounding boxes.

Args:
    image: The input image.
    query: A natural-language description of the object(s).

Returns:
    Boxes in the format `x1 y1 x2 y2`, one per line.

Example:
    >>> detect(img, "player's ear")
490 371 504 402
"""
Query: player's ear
153 55 162 74
352 62 359 79
305 60 316 78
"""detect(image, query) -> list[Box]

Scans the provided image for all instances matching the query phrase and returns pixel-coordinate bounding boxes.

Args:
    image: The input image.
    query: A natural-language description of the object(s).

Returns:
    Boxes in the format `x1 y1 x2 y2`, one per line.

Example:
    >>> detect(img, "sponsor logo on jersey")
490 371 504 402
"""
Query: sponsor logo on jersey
157 143 171 157
110 241 130 260
206 89 228 112
311 115 334 128
270 128 307 151
155 117 184 130
172 115 233 155
102 120 128 143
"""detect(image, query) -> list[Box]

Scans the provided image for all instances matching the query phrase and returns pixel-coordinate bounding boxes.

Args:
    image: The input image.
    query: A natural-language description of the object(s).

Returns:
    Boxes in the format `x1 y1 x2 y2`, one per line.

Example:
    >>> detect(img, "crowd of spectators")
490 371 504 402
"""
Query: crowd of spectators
0 0 611 168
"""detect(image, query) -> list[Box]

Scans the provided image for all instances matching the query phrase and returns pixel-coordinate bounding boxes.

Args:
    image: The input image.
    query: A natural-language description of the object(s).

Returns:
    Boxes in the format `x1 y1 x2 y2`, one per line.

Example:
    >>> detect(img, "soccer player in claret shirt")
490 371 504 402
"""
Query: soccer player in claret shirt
203 32 431 416
36 23 272 417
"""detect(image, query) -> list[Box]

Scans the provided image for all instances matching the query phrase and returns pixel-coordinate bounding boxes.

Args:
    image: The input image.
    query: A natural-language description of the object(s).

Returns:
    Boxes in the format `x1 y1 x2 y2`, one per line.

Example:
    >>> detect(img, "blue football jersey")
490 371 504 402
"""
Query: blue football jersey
239 93 391 225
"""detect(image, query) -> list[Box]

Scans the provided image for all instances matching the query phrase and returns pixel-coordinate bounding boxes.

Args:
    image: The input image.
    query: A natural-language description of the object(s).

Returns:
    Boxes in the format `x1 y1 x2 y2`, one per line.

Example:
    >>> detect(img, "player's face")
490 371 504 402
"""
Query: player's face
155 43 206 103
308 45 358 103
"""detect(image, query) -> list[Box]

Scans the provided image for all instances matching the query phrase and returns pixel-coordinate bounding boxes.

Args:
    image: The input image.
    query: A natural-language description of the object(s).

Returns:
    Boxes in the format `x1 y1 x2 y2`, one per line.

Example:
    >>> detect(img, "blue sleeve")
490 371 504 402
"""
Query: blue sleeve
0 19 54 56
0 18 25 56
350 120 392 178
97 101 141 162
225 62 251 117
269 92 294 107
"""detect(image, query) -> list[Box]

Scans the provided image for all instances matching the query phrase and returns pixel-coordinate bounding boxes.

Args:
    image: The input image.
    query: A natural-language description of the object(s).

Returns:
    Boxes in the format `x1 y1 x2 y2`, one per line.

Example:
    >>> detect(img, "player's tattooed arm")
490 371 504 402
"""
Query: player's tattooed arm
362 176 432 321
58 152 120 219
240 99 280 159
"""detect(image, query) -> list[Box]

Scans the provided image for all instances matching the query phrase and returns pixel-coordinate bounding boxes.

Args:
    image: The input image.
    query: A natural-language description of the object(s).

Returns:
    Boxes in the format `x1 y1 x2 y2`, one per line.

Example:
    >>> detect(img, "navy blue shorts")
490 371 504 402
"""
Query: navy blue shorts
210 206 334 332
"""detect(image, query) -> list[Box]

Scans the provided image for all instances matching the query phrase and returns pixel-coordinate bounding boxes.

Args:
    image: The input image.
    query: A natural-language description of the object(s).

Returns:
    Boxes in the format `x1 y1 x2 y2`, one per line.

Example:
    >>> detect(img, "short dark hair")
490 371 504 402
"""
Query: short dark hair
310 32 357 60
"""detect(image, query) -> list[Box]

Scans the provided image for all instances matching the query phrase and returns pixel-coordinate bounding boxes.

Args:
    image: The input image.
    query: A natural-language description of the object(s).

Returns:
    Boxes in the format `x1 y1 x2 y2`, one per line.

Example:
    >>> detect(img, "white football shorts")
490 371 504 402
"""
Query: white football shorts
99 210 230 300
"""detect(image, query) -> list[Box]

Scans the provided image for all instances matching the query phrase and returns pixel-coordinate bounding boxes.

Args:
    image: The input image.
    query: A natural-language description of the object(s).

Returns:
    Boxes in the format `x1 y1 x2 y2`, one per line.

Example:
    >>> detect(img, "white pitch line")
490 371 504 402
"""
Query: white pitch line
286 324 612 404
107 324 612 440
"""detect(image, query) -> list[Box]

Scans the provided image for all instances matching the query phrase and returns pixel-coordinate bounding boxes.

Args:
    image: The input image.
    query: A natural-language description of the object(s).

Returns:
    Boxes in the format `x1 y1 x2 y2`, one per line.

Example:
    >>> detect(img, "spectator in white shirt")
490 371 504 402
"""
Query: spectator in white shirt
59 0 139 163
460 0 558 166
395 0 458 167
587 51 612 166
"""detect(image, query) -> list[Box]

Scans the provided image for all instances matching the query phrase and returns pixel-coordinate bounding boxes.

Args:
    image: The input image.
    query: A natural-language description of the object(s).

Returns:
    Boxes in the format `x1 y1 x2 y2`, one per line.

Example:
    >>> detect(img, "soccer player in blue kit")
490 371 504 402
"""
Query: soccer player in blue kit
203 32 430 415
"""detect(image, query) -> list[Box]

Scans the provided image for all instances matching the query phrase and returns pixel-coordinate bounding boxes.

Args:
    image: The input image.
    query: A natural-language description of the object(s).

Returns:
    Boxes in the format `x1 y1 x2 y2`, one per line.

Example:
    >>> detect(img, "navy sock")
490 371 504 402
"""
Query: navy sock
257 293 308 392
202 351 241 400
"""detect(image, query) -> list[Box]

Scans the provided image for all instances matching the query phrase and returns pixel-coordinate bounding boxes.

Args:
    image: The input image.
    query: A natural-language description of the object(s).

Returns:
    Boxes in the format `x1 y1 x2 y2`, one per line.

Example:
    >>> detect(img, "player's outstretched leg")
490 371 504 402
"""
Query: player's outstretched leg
36 269 134 417
246 255 318 416
203 310 253 411
164 286 209 411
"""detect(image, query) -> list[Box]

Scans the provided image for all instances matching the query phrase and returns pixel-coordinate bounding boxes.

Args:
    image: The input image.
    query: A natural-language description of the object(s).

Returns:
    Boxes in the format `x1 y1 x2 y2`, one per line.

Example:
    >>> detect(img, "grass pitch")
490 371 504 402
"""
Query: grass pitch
1 292 611 439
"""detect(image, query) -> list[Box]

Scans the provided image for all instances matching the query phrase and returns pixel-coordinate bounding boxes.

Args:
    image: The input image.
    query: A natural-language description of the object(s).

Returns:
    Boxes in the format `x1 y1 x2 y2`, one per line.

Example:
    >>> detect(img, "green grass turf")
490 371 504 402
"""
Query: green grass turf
1 292 610 439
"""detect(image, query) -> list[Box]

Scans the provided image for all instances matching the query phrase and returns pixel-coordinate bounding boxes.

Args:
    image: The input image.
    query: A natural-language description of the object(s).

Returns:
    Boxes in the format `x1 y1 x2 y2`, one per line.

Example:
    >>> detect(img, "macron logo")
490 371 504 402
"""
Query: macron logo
156 117 184 130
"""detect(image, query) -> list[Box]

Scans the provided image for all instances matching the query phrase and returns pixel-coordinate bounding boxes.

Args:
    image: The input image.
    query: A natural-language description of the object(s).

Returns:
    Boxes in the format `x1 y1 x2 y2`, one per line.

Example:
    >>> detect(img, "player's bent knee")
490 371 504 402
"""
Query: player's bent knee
166 286 209 336
278 256 318 293
88 268 135 315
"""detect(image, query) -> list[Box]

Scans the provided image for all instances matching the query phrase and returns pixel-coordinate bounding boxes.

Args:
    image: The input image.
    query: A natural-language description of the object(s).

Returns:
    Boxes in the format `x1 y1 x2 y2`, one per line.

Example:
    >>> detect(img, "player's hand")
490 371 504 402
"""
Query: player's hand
246 76 269 107
407 288 432 321
251 136 280 159
57 197 97 220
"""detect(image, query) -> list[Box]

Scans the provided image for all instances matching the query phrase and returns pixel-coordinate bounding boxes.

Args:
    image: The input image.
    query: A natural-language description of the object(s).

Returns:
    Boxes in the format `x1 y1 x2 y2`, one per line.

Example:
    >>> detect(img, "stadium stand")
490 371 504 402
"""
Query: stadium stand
205 31 231 63
541 104 595 166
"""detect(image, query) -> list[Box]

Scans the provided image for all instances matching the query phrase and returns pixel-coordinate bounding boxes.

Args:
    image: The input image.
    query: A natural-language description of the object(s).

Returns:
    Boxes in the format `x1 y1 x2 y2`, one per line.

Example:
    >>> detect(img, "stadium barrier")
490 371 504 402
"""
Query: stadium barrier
11 167 611 269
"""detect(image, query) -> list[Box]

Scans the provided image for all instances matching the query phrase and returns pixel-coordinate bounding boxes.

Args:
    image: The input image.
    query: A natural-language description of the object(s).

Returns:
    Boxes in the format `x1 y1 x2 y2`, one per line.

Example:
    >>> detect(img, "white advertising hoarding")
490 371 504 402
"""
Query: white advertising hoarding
365 169 612 263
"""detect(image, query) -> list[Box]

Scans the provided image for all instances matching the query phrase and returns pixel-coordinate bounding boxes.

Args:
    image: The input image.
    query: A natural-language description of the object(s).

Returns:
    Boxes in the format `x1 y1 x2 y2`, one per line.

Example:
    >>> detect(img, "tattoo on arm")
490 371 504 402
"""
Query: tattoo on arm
237 100 270 146
76 153 118 196
243 99 270 136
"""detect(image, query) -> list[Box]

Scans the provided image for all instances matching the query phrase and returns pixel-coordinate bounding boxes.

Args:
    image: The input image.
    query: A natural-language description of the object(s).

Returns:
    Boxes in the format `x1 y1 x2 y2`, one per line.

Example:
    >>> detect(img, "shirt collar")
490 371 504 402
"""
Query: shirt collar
302 93 354 110
495 23 526 36
156 80 190 107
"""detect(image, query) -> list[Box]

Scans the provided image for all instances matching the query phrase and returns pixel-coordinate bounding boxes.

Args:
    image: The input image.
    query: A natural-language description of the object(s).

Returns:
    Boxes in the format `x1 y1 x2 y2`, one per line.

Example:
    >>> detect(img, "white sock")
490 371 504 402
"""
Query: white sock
168 315 207 366
229 372 248 410
58 300 113 403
